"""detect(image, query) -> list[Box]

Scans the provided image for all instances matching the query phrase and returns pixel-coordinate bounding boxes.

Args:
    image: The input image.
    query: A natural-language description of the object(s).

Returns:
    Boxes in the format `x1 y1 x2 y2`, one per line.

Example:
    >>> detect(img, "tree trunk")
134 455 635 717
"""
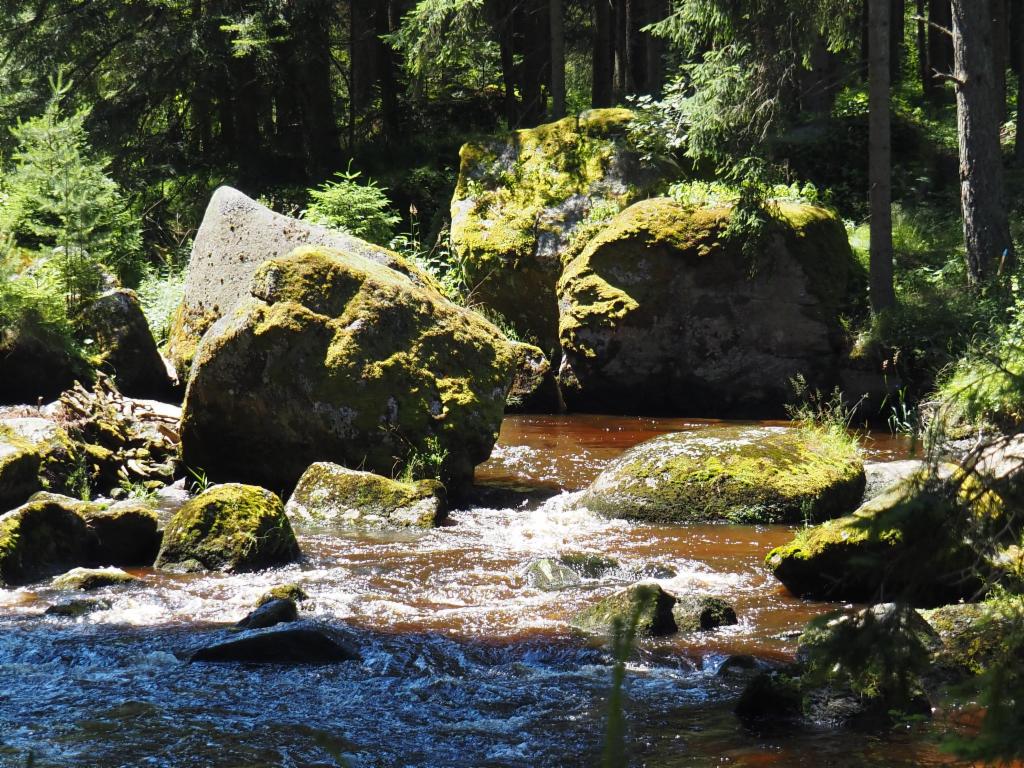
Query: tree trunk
869 0 897 312
927 0 954 102
593 0 613 106
951 0 1016 283
917 0 929 93
891 0 905 82
993 0 1009 122
643 0 666 95
550 0 565 117
1016 0 1024 162
612 0 628 100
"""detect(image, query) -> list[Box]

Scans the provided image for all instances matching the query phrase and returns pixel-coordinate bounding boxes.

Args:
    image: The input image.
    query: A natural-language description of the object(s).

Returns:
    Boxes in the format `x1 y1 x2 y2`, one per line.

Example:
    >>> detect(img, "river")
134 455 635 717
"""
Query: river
0 415 957 767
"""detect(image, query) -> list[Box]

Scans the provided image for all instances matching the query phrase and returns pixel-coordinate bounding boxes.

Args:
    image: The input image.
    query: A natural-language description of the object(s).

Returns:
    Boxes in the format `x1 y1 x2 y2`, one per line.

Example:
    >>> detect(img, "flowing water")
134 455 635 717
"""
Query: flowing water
0 415 956 768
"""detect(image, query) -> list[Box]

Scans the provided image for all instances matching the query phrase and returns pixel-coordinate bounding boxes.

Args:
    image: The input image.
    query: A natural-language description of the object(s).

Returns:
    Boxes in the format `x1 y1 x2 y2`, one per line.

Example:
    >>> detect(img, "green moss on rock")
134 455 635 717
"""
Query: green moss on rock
155 484 300 573
672 595 738 633
79 502 161 565
286 462 446 530
570 583 678 637
767 471 991 606
450 108 667 351
51 566 137 591
577 425 864 524
257 583 310 607
0 493 97 585
181 245 517 492
556 197 860 414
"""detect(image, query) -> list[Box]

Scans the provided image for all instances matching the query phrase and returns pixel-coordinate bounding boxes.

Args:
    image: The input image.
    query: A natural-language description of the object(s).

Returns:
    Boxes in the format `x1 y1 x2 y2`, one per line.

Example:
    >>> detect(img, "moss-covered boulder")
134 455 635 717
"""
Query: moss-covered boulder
921 596 1024 676
51 566 137 591
672 595 738 633
0 418 57 510
237 598 298 630
577 425 864 524
168 186 437 378
0 494 97 585
0 321 83 405
257 583 309 607
181 246 517 492
570 583 678 637
766 471 995 606
79 289 171 399
556 198 861 414
155 484 300 573
79 502 161 565
524 558 582 590
450 108 668 353
285 462 446 530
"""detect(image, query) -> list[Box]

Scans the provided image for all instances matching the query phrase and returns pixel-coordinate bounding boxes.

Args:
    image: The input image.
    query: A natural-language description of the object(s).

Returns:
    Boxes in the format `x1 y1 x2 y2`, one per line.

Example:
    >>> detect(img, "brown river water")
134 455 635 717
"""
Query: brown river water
0 415 963 768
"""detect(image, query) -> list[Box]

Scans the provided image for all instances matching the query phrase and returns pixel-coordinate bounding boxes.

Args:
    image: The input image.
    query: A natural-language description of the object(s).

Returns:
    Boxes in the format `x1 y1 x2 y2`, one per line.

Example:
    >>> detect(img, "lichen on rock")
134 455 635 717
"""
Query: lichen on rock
155 483 300 573
556 197 861 415
450 108 668 353
577 425 864 524
180 245 517 492
286 462 446 530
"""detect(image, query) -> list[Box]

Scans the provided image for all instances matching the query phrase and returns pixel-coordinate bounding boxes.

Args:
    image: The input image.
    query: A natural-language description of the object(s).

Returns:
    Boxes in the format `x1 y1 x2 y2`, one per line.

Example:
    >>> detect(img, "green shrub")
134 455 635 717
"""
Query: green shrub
302 164 400 246
137 262 187 346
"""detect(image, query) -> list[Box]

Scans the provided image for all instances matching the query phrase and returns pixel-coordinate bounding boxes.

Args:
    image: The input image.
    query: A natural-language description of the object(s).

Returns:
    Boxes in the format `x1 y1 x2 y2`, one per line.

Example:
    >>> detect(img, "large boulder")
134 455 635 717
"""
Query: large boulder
286 462 446 530
180 246 517 492
168 186 437 377
155 484 300 573
450 108 668 353
556 198 861 414
577 425 865 524
0 494 97 585
766 471 995 606
0 417 57 510
0 319 83 405
79 289 172 399
51 566 138 591
189 623 359 664
79 502 161 565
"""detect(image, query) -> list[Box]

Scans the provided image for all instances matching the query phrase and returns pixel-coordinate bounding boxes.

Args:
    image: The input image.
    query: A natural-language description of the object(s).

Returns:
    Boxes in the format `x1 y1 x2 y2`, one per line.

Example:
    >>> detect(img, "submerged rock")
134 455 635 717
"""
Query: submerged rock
559 552 619 578
236 598 298 630
571 583 678 637
189 623 359 664
155 484 300 573
257 583 309 607
51 566 137 591
286 463 446 530
577 425 864 524
450 108 667 351
672 595 738 633
45 598 112 618
556 198 861 414
766 471 993 606
167 186 436 377
79 289 171 399
524 558 582 590
0 494 96 585
180 245 517 492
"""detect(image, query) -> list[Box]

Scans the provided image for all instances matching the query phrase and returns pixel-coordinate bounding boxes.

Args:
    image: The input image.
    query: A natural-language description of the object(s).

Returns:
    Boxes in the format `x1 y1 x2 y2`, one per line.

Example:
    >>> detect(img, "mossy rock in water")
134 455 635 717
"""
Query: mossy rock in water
257 583 309 607
559 551 619 578
577 425 865 524
672 595 738 633
766 470 997 606
180 245 517 493
285 462 446 531
450 108 669 352
0 493 97 585
556 197 862 415
524 558 582 590
921 596 1024 676
51 566 137 591
570 583 678 637
155 484 300 573
79 502 161 565
167 186 437 378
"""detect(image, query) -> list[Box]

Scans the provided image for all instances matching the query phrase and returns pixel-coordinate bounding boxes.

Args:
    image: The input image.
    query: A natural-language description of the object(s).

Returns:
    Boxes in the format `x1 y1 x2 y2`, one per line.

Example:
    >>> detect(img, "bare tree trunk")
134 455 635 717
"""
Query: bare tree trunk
869 0 897 312
917 0 929 92
891 0 906 82
643 0 666 95
612 0 629 100
550 0 565 118
593 0 613 106
993 0 1009 122
951 0 1016 283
